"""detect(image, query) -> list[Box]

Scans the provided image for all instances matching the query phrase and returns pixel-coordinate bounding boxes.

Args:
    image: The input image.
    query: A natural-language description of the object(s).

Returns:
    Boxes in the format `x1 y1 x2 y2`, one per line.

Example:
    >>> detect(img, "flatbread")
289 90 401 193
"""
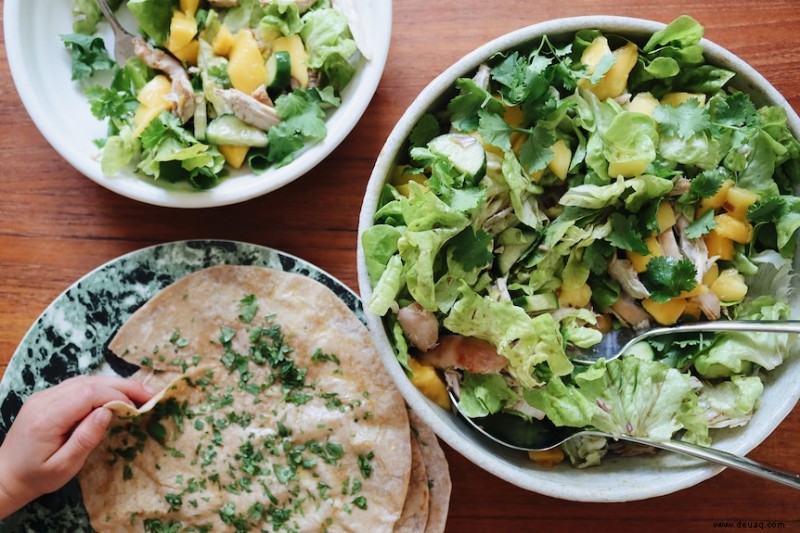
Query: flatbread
394 428 430 532
409 410 452 533
80 266 412 532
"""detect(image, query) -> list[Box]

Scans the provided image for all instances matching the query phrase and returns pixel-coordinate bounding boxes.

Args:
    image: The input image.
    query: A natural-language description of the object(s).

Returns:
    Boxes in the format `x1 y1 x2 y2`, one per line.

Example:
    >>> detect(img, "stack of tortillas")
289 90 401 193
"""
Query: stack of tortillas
79 266 451 532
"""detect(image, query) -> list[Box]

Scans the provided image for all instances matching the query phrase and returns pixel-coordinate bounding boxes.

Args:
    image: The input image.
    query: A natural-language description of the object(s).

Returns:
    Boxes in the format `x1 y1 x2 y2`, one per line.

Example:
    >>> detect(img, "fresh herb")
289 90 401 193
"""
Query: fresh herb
640 256 698 302
60 34 115 80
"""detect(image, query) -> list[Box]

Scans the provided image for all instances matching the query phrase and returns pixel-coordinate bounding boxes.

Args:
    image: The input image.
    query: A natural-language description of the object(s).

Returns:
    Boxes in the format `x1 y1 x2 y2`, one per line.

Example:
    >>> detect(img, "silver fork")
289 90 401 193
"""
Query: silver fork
570 320 800 365
97 0 137 63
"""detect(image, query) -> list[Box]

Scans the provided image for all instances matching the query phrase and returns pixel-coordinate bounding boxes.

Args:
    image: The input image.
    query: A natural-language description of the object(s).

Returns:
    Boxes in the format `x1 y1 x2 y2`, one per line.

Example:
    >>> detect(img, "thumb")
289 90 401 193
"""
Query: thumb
53 407 113 466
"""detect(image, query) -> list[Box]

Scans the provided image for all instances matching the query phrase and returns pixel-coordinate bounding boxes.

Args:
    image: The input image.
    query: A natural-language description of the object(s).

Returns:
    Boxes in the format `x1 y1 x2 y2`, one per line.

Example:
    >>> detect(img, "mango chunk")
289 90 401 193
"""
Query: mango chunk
643 297 687 326
134 75 172 136
229 29 268 94
713 213 753 244
626 236 663 273
408 358 451 410
627 92 659 117
212 24 235 57
170 38 199 66
704 229 735 260
528 448 565 467
657 201 676 233
180 0 200 16
218 144 250 169
661 92 707 107
723 186 758 220
608 159 648 178
698 179 734 215
272 34 309 89
579 38 638 101
557 282 592 308
166 10 198 54
710 268 748 302
548 139 572 180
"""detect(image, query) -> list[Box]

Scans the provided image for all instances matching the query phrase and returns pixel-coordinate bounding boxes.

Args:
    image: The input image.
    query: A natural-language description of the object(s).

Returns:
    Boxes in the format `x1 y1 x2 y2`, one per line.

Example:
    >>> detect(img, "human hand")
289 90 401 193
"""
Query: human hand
0 375 154 519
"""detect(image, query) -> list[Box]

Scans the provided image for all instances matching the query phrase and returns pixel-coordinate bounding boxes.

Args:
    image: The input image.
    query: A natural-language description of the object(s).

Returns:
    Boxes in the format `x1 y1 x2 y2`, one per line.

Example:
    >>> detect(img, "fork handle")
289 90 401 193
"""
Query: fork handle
643 320 800 340
618 435 800 490
96 0 128 35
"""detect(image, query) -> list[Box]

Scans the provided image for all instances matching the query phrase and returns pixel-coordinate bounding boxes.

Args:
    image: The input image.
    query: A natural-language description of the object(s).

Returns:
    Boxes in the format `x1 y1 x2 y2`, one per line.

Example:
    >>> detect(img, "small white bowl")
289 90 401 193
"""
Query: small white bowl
3 0 391 208
357 16 800 502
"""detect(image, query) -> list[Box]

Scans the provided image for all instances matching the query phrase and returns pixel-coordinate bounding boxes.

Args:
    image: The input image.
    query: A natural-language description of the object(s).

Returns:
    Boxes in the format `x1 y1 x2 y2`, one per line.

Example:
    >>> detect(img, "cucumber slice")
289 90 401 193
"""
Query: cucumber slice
512 292 558 313
193 91 207 141
206 114 269 147
266 50 291 92
428 133 487 183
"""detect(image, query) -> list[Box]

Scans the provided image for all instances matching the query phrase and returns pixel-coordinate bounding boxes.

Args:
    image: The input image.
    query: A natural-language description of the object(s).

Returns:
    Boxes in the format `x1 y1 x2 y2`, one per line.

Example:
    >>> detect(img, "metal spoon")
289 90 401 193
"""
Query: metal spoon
97 0 137 63
449 391 800 489
570 320 800 365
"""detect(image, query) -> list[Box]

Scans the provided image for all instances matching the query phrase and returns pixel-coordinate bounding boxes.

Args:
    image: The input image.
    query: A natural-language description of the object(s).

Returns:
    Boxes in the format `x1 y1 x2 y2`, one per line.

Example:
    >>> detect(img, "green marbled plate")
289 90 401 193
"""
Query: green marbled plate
0 240 363 532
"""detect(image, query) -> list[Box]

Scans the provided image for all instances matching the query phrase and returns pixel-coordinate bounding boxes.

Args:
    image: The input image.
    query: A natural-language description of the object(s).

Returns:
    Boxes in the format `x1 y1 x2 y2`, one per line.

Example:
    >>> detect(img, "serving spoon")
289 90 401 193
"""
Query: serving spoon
449 391 800 489
569 320 800 365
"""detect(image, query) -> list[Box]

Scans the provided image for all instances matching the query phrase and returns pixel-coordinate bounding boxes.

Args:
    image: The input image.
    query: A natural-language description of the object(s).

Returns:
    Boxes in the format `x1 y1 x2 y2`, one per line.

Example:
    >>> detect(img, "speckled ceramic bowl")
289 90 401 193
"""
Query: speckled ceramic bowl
356 16 800 501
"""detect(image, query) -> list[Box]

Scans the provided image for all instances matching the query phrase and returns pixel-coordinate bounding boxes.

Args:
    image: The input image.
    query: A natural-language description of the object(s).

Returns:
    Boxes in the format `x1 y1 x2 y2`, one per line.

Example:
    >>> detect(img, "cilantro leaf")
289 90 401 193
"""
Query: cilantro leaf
588 53 617 84
640 256 697 303
606 213 650 255
477 109 514 152
518 123 555 174
678 167 726 205
490 51 552 105
60 33 115 80
582 240 614 275
684 209 718 238
268 90 327 166
85 85 138 122
747 196 787 224
447 78 504 132
409 114 440 148
713 91 758 128
449 227 493 271
653 99 711 139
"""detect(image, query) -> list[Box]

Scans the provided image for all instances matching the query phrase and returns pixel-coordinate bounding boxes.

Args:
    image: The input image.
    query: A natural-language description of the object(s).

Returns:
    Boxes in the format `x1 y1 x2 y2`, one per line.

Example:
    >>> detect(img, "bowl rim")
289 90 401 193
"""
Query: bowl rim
357 15 800 501
3 0 392 208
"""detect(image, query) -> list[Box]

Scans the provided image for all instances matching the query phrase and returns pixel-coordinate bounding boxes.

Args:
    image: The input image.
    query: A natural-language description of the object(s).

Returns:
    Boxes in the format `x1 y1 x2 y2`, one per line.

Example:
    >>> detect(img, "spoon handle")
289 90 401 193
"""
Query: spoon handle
619 435 800 490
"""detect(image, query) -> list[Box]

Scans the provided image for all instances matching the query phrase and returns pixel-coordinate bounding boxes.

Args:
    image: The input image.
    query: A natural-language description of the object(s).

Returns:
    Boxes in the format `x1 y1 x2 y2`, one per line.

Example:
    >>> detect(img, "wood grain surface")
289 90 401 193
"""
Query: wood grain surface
1 1 799 531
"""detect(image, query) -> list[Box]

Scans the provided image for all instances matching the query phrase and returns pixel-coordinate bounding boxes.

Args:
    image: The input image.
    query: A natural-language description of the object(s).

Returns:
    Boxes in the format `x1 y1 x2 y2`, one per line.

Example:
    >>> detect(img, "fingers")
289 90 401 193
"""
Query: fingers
45 407 113 482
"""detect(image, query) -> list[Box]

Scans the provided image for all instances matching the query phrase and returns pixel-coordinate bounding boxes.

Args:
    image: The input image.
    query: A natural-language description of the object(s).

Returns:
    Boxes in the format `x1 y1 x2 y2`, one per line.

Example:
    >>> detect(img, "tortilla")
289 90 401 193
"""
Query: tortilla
79 266 412 532
394 429 430 532
409 410 452 533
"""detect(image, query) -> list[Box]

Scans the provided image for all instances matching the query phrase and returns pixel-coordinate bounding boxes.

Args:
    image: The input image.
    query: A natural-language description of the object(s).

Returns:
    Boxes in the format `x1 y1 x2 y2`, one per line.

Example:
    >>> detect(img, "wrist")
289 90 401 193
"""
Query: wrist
0 446 31 520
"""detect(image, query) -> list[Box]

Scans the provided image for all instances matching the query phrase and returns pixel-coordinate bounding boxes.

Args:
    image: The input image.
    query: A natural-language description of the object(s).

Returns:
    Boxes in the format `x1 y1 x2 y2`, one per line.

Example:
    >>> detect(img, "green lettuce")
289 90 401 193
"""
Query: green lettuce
697 375 764 428
457 373 519 418
128 0 178 45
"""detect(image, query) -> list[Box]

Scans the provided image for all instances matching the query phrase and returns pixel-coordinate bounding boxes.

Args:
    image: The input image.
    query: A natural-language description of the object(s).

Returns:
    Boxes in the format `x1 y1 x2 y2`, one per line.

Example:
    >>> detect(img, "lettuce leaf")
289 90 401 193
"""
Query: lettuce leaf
128 0 178 45
457 373 519 418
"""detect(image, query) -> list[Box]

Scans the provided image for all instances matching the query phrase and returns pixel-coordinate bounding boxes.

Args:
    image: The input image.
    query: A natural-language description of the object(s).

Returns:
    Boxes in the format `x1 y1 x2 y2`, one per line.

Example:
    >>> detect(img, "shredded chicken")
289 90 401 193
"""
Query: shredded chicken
397 303 439 352
250 86 274 107
694 291 721 320
676 215 714 283
609 294 651 330
216 89 281 131
419 335 508 374
608 254 650 300
658 229 682 260
668 176 691 196
472 64 492 91
133 38 195 123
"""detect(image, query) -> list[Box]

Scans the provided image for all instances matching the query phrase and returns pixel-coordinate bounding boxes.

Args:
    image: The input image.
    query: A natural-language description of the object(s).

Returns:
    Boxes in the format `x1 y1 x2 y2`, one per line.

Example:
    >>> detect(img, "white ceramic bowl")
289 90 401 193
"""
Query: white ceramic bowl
4 0 391 208
357 16 800 502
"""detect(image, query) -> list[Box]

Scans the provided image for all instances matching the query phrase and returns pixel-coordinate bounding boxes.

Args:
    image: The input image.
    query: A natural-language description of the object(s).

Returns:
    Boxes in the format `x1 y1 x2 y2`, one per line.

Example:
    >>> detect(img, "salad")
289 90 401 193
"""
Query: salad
362 16 800 468
63 0 363 189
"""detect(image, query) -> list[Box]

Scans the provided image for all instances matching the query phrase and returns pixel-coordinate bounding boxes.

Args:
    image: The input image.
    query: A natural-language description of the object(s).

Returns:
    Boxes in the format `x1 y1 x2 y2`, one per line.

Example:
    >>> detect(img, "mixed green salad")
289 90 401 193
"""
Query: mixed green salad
362 16 800 467
63 0 362 189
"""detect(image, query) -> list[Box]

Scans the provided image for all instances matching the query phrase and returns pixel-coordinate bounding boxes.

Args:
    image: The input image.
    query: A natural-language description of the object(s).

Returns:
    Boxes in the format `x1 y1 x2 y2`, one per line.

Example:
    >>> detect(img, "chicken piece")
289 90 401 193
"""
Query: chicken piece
676 215 713 283
250 85 274 107
419 335 508 374
608 254 650 300
133 38 195 123
397 302 439 352
668 176 691 196
209 0 239 7
657 228 682 260
609 294 651 330
694 291 721 320
215 89 281 131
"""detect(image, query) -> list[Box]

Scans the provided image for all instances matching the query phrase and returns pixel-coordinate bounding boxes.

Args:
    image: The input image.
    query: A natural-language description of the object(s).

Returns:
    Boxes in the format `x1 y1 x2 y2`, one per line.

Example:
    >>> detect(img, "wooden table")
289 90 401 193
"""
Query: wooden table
1 1 798 530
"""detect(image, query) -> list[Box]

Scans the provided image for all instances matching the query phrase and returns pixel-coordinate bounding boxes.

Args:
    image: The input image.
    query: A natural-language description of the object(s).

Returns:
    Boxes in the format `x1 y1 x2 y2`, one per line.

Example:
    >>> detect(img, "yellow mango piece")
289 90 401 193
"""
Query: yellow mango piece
579 38 638 101
723 186 758 219
229 30 268 94
218 144 250 169
137 75 172 106
704 229 735 260
180 0 200 16
133 105 167 136
212 25 235 57
710 268 748 302
408 358 451 410
679 283 708 299
713 213 753 244
170 38 199 66
698 179 734 214
683 299 702 320
272 34 309 89
608 159 648 178
504 104 525 128
557 283 592 308
511 132 527 154
528 448 565 467
643 297 687 326
166 10 198 54
702 263 719 286
661 92 707 107
626 236 663 273
548 139 572 180
657 201 676 233
627 92 659 117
